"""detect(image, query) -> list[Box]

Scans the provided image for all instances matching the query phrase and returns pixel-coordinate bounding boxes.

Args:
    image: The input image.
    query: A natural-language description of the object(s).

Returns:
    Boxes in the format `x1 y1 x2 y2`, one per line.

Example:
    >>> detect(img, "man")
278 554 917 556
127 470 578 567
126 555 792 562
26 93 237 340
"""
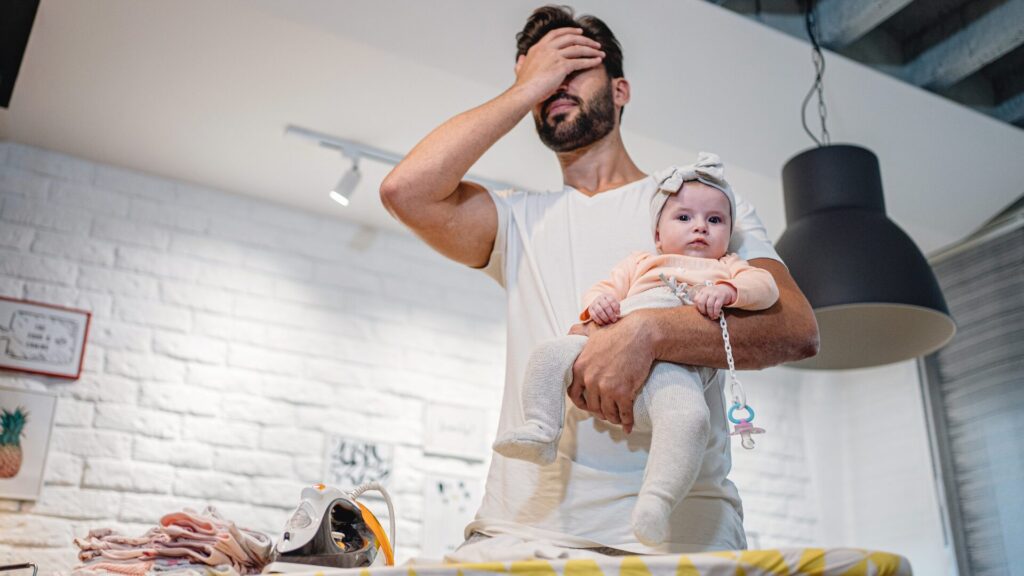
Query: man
380 6 818 559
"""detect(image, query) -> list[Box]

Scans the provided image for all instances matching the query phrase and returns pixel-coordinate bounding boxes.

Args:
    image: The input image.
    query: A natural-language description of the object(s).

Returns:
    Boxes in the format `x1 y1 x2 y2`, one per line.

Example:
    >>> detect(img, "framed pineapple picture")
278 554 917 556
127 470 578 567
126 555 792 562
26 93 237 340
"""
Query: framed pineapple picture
0 296 91 379
0 387 57 501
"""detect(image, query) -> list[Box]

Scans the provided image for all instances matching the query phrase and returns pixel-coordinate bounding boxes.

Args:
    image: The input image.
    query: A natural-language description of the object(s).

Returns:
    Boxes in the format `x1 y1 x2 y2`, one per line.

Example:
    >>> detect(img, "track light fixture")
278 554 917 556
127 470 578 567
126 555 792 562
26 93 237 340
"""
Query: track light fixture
283 125 518 209
330 156 361 207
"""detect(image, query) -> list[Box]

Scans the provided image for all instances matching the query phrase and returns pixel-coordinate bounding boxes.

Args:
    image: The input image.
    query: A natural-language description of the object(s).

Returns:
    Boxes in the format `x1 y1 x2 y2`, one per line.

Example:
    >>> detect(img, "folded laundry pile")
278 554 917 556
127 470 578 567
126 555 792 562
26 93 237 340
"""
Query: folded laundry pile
72 507 272 575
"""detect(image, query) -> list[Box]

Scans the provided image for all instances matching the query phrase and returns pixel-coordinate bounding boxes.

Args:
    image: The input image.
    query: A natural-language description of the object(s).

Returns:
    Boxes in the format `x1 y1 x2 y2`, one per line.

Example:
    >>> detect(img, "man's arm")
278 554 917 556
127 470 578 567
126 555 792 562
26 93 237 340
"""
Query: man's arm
568 258 819 431
380 28 605 266
647 258 818 367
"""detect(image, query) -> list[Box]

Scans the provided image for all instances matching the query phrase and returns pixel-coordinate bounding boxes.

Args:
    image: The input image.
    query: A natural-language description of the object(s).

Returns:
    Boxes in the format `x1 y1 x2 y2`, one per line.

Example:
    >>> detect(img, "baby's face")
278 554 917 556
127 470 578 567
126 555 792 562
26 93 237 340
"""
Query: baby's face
656 182 731 259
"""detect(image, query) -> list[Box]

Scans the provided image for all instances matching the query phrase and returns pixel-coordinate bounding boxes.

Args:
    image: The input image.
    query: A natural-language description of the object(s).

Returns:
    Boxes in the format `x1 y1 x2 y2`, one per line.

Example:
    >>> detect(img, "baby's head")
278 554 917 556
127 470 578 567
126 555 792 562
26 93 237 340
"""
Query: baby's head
653 152 736 259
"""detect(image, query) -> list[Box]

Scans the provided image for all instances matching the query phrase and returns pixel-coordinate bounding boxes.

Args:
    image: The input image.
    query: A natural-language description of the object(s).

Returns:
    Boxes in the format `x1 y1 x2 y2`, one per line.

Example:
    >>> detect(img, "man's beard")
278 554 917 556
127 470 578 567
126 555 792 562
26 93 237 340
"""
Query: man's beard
534 82 616 153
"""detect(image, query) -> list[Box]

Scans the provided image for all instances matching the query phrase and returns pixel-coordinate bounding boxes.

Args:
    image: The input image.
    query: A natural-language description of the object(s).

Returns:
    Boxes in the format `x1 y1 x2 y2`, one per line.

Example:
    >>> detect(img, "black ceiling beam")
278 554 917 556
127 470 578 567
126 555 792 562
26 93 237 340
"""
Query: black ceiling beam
900 0 1024 89
817 0 914 48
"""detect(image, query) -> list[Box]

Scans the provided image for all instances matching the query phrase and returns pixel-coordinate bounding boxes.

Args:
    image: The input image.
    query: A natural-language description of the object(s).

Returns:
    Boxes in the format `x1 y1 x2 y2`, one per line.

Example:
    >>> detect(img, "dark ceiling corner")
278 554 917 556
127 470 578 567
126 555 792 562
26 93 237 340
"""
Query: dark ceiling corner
708 0 1024 130
1 0 41 109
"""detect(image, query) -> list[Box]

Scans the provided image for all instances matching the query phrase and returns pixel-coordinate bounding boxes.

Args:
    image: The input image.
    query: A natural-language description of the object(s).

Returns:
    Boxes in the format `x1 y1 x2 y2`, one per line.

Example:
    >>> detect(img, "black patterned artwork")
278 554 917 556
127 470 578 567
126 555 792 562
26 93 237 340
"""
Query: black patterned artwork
323 435 393 488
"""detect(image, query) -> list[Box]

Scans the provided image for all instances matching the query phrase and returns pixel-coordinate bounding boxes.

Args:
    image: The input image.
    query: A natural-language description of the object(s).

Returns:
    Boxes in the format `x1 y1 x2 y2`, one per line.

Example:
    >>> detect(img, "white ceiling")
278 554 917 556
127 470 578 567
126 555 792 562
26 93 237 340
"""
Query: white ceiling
2 0 1023 253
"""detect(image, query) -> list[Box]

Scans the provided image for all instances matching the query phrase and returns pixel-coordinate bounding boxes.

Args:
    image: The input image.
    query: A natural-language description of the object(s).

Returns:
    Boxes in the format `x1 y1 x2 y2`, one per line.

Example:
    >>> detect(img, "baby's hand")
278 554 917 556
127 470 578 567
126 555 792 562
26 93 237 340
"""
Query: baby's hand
588 293 621 325
693 284 737 320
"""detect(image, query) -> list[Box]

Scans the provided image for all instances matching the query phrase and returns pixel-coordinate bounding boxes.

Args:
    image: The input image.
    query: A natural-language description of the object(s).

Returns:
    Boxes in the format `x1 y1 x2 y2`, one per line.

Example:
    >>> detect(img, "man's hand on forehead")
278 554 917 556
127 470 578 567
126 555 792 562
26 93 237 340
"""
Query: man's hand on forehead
514 28 605 104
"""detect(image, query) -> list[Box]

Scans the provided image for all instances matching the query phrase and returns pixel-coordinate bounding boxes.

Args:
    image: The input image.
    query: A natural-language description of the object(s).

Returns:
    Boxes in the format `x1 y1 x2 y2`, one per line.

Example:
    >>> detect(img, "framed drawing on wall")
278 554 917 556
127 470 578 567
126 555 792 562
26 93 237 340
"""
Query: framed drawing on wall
423 402 487 462
0 296 91 379
0 386 58 501
323 435 394 488
421 472 483 558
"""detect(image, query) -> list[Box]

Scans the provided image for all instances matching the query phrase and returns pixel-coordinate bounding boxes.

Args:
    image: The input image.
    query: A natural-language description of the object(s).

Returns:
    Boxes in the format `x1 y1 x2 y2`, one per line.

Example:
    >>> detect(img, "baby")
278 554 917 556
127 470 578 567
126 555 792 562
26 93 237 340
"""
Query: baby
492 153 779 546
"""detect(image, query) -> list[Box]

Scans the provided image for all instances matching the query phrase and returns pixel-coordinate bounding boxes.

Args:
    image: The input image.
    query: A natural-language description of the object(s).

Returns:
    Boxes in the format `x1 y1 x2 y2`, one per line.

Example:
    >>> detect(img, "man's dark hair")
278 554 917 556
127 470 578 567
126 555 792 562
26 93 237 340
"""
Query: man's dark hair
515 5 624 80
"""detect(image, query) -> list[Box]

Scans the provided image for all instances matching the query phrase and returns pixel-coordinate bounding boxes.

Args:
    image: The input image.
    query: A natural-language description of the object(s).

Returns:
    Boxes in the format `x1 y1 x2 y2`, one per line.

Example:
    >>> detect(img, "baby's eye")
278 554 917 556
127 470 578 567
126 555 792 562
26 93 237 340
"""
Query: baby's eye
709 216 722 224
677 214 690 222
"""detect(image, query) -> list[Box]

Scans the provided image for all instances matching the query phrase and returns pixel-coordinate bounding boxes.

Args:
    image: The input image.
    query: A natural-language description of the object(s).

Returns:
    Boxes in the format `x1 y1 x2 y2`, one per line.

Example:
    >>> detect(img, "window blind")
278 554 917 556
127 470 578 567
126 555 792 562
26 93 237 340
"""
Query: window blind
922 223 1023 576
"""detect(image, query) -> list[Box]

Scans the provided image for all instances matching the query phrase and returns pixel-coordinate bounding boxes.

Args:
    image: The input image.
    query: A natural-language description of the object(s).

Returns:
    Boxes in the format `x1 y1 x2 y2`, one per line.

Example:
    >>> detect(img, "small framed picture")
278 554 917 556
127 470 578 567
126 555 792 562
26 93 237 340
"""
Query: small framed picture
323 435 394 488
421 472 483 558
0 386 58 501
0 296 91 380
423 403 487 462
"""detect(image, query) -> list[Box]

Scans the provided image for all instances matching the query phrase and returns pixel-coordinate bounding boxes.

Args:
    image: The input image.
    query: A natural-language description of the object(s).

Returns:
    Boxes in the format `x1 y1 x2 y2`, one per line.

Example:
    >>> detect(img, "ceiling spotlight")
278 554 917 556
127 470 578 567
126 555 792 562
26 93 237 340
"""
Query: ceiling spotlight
284 124 518 203
330 156 361 207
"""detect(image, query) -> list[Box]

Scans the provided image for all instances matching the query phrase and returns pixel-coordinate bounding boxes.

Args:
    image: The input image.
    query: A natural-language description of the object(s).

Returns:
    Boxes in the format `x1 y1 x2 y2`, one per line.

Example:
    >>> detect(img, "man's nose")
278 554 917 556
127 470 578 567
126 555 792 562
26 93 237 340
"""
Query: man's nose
558 71 580 92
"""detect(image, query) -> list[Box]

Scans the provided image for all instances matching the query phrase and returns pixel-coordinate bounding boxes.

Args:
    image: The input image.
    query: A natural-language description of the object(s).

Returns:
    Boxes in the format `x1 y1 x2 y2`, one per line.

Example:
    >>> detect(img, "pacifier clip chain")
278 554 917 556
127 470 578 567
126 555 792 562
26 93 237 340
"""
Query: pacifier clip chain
660 275 766 449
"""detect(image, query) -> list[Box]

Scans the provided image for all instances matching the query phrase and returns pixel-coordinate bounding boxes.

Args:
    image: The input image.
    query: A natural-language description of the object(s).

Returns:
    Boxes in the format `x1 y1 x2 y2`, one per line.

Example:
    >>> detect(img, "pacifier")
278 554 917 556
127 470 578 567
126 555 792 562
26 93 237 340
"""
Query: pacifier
728 403 765 450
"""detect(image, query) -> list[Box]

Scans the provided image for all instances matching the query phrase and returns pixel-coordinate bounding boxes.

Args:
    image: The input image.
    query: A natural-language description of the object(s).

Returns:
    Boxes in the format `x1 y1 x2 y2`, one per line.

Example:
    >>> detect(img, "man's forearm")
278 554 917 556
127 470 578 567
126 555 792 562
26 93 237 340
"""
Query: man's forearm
381 29 605 267
378 84 544 268
380 84 537 211
382 28 605 214
643 304 810 370
645 259 819 370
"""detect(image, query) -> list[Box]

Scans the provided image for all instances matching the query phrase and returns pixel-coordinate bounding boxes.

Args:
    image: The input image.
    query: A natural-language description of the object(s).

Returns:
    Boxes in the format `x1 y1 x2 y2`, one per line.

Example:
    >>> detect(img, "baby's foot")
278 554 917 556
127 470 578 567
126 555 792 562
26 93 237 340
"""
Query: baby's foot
492 423 558 465
632 495 672 546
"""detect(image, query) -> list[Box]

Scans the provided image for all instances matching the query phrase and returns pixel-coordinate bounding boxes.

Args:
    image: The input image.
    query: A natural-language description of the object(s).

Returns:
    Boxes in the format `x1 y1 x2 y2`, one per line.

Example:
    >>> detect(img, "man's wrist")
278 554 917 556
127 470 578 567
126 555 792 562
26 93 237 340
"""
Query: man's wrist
505 81 539 107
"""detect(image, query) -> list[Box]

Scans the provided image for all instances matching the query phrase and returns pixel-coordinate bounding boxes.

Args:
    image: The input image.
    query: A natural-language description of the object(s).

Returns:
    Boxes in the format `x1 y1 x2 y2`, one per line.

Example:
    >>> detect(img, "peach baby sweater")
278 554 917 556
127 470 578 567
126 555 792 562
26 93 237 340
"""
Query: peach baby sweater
580 251 779 320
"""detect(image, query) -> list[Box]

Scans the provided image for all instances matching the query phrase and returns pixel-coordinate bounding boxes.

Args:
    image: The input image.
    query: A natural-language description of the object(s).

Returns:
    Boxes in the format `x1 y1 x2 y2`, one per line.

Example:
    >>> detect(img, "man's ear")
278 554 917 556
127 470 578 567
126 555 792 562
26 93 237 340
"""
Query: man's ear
515 55 525 76
612 77 631 108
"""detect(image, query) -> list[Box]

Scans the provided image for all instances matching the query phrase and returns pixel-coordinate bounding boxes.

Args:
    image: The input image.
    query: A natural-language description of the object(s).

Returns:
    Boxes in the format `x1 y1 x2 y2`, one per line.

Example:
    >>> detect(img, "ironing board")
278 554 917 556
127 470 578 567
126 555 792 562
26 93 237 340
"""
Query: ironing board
294 548 912 576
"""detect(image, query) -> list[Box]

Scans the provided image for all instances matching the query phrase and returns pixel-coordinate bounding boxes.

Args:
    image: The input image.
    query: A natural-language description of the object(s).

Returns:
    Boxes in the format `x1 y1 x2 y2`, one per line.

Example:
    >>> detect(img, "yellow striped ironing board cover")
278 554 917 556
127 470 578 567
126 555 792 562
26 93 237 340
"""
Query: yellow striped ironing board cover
307 547 911 576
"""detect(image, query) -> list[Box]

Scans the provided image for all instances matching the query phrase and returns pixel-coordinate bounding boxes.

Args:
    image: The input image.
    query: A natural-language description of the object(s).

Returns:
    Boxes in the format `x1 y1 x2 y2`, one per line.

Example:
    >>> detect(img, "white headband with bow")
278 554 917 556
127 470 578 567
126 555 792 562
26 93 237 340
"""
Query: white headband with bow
658 152 727 192
652 151 737 233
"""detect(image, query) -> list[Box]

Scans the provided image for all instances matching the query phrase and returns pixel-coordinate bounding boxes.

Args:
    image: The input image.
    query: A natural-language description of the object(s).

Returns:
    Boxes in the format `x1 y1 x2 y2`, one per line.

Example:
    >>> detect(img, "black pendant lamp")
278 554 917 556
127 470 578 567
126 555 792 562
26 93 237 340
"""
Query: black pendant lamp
775 2 956 370
776 146 956 369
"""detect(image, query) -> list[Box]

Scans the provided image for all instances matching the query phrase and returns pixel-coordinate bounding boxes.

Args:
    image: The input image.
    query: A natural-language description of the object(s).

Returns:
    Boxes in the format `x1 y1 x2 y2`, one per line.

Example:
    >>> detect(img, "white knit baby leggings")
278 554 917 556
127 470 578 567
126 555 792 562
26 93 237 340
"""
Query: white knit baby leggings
492 287 712 547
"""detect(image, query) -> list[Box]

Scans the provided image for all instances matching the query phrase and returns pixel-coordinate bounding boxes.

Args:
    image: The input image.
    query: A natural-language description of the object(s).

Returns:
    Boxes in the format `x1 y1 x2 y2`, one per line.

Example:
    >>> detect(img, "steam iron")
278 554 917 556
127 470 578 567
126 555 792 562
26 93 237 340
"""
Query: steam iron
263 482 395 573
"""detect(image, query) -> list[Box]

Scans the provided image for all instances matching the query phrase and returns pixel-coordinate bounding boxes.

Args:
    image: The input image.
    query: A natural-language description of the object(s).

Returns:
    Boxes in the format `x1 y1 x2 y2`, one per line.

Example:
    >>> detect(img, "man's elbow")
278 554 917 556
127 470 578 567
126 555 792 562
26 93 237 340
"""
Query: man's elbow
748 319 818 370
378 173 403 219
786 317 820 363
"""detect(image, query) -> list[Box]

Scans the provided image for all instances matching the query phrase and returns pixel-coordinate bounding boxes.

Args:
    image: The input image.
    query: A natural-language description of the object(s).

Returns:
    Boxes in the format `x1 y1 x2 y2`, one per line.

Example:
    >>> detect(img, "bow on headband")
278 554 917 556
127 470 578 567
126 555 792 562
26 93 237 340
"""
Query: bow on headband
656 151 727 193
650 151 737 234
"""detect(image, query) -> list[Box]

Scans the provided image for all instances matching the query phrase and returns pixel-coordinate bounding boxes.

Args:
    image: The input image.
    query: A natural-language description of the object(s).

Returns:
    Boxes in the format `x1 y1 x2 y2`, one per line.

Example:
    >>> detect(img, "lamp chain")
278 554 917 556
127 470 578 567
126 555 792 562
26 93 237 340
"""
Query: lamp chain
801 0 830 146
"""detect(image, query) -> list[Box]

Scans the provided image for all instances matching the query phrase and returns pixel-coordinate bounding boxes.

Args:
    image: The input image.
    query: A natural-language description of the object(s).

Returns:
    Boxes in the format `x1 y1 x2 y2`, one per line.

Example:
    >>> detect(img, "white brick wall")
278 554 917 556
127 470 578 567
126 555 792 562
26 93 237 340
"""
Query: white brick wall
800 362 952 574
0 142 830 573
0 142 505 571
728 368 820 549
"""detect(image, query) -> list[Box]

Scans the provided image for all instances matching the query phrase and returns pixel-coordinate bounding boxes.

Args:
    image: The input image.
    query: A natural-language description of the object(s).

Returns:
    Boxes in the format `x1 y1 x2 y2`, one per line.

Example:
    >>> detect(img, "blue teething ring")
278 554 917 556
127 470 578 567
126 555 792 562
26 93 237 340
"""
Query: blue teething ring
728 403 755 424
